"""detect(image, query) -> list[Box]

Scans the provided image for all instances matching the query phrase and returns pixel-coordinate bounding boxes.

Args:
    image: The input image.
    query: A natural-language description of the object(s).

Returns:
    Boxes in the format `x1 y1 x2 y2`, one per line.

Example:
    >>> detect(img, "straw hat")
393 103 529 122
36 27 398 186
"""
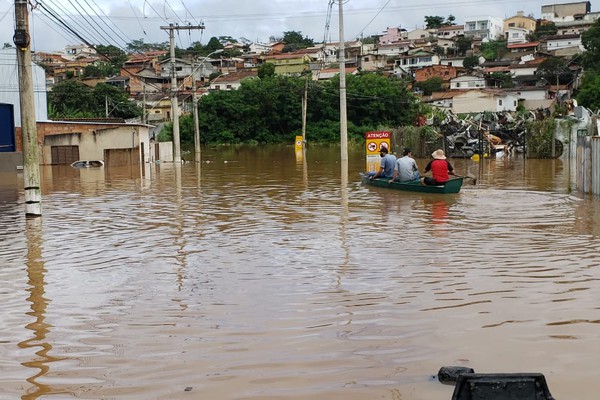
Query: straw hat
432 149 446 160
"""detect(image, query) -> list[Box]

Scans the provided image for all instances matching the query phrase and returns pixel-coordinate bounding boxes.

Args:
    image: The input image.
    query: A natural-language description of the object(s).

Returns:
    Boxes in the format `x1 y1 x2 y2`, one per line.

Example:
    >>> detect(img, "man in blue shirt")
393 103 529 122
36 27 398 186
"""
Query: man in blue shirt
389 147 420 183
369 146 396 180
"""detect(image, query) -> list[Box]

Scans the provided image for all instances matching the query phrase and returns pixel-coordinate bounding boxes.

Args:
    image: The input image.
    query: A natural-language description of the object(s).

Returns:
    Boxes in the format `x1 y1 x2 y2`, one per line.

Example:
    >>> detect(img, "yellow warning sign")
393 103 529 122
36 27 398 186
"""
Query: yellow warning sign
295 136 303 150
365 131 391 172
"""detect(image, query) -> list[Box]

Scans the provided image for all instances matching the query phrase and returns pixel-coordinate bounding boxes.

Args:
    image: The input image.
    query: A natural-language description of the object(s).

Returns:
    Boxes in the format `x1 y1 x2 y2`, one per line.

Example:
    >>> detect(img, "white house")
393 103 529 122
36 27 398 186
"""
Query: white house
0 48 48 126
249 42 273 54
546 34 584 51
62 44 97 60
376 41 412 57
509 63 540 78
441 57 467 68
452 90 519 113
450 75 486 90
464 16 504 40
395 50 440 74
435 25 465 39
506 27 530 44
208 71 258 91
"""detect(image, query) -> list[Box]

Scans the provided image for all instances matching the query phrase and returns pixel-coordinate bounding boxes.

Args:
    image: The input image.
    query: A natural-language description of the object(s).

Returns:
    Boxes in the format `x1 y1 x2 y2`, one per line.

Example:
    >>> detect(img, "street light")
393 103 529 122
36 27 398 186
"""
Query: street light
192 49 223 163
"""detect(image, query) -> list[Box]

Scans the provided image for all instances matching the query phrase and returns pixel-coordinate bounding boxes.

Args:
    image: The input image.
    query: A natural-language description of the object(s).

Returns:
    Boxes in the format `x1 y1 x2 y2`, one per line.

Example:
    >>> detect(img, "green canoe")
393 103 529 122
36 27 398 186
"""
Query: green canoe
361 174 463 194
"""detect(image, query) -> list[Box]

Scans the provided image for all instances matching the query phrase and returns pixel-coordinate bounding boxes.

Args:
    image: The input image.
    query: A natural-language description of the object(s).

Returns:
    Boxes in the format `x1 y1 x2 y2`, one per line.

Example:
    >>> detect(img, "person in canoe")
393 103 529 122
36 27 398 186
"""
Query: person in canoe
421 149 456 186
388 147 420 183
368 146 397 180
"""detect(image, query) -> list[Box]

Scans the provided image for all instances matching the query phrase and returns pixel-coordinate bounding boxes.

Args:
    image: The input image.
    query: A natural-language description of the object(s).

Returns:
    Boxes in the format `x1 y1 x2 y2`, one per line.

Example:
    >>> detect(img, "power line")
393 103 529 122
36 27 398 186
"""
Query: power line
65 0 123 47
354 0 393 39
87 0 135 45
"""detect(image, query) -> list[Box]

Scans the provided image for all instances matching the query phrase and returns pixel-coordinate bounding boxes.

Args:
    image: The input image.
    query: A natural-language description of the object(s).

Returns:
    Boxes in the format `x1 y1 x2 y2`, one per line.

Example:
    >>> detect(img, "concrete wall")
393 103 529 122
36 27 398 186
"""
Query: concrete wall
0 152 22 172
36 122 151 165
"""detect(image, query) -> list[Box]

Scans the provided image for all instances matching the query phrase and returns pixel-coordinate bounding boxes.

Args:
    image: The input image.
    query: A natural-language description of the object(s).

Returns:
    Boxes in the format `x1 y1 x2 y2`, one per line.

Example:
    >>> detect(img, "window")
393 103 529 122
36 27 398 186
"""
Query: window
499 99 503 106
468 23 476 30
514 101 517 106
456 82 461 88
480 22 488 30
508 22 515 27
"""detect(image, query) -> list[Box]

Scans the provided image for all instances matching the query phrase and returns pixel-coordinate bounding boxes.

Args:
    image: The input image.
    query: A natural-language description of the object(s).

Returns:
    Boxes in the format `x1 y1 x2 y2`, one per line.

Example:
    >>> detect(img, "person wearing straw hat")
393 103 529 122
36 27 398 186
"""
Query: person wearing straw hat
421 149 455 186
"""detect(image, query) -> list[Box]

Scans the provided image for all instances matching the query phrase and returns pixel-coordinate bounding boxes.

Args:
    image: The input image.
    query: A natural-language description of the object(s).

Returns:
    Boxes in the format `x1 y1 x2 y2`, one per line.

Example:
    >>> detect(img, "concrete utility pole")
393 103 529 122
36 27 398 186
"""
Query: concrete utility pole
190 49 223 163
160 23 205 163
302 78 308 145
14 0 41 217
191 67 201 162
338 0 348 161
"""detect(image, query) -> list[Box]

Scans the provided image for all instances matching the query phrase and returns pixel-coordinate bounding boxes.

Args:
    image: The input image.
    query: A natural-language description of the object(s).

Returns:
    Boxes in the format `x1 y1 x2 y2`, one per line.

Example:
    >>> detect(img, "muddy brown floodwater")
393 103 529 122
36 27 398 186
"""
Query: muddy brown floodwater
1 144 600 400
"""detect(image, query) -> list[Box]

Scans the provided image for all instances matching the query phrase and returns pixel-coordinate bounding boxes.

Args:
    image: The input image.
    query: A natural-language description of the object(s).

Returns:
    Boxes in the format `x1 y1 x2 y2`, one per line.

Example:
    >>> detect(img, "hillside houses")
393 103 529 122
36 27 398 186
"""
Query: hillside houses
27 0 596 121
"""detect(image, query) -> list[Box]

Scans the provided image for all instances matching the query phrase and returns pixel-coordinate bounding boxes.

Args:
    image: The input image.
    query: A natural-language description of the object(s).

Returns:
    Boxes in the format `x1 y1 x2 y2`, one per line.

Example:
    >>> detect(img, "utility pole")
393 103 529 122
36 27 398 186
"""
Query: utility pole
301 78 308 146
338 0 348 161
142 83 146 125
160 23 205 163
191 62 201 162
14 0 41 217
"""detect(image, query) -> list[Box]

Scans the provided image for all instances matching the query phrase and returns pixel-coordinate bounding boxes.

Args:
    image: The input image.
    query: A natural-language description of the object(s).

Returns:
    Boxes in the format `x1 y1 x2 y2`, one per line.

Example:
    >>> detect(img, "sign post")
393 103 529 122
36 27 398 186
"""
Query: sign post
365 131 391 173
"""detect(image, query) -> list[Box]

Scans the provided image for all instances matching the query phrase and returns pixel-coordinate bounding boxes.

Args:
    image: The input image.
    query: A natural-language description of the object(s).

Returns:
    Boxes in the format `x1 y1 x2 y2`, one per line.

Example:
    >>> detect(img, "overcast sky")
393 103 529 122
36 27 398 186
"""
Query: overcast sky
0 0 564 52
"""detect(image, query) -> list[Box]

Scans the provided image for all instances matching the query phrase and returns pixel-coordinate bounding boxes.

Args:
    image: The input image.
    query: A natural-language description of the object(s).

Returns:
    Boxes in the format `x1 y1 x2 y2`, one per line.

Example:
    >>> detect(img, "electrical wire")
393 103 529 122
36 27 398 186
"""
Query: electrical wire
127 0 148 37
354 0 393 39
87 0 135 45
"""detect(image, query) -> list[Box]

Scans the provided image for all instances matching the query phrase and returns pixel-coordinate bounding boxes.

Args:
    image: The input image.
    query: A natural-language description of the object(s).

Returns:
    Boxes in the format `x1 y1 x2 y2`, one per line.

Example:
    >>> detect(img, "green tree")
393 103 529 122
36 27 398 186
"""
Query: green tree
415 77 444 95
282 31 314 52
93 83 141 119
463 55 480 70
425 16 445 29
205 37 224 54
424 15 455 29
577 73 600 110
96 44 128 71
162 73 419 145
48 80 97 117
480 39 508 61
582 18 600 72
530 22 558 41
48 80 140 118
538 57 574 85
433 46 445 56
258 63 276 79
455 36 473 56
126 39 168 53
487 72 515 88
83 61 119 78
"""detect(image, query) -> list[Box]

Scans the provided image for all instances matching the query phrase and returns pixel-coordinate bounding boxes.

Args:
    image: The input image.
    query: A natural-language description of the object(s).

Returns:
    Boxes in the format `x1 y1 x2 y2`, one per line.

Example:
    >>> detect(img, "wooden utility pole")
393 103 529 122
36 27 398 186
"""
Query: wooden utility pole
160 23 205 163
14 0 41 217
338 0 348 161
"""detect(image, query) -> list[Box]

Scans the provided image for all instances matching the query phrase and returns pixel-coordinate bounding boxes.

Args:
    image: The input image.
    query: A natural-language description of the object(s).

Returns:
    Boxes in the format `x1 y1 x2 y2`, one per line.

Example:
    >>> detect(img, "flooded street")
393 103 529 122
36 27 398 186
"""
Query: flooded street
1 145 600 400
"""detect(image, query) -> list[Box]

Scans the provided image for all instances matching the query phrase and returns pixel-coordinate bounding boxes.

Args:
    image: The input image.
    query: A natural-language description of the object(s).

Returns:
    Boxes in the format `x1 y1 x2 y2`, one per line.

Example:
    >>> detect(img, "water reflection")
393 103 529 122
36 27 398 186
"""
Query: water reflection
19 218 62 400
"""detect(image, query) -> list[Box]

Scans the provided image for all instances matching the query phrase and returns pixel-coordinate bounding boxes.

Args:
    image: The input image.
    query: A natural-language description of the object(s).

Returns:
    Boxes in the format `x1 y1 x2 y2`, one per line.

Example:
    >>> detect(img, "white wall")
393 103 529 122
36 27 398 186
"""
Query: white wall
0 48 48 126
